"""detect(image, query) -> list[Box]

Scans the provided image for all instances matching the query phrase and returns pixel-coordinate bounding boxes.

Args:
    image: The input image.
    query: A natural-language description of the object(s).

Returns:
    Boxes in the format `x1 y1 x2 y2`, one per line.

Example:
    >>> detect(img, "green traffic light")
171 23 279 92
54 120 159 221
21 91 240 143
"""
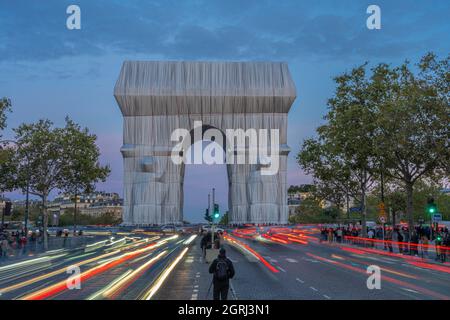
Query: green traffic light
429 208 435 213
214 213 220 219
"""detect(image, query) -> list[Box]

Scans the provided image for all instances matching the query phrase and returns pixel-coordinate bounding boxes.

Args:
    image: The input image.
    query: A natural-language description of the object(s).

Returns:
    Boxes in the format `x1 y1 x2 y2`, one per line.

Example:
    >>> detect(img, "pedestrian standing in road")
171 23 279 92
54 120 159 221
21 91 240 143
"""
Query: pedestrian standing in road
421 234 429 257
396 228 403 253
328 228 334 243
435 230 443 262
410 231 419 256
320 228 326 242
367 229 375 247
1 238 9 257
200 232 210 261
403 227 410 254
336 228 343 243
443 230 450 262
208 247 235 300
385 228 393 252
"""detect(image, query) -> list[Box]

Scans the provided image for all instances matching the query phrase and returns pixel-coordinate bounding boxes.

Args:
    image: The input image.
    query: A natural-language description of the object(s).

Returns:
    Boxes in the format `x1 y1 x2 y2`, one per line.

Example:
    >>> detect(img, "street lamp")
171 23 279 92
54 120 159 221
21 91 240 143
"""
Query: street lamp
0 140 31 235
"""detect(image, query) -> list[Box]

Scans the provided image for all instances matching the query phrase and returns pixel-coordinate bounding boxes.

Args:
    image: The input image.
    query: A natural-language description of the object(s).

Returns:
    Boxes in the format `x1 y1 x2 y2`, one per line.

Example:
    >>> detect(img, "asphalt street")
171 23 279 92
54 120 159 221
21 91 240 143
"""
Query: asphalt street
0 228 448 300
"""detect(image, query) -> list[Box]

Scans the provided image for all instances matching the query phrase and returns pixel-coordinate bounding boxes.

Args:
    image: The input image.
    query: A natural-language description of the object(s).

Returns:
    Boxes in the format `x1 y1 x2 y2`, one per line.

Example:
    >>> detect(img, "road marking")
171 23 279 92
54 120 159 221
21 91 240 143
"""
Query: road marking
310 286 318 292
296 278 304 284
277 266 286 272
401 288 419 294
323 294 331 299
230 281 238 300
230 258 238 263
265 256 278 263
191 294 198 300
302 257 319 263
286 258 298 263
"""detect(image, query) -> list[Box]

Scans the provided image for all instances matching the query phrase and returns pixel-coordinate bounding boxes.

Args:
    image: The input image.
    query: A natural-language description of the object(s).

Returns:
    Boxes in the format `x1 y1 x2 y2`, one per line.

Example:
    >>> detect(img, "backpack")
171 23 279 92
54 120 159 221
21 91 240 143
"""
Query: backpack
215 259 229 281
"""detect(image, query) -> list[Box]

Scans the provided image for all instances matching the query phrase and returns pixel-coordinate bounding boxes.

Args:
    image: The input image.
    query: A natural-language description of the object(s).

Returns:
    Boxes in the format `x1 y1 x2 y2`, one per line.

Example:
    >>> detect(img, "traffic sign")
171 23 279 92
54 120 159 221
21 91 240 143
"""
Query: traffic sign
432 214 442 222
379 216 386 224
349 207 362 213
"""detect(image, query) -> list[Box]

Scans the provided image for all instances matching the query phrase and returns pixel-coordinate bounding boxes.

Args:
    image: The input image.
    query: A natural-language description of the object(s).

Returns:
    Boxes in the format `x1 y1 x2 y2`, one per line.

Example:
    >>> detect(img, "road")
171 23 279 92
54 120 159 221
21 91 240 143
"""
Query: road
0 227 449 300
0 233 195 300
155 226 450 300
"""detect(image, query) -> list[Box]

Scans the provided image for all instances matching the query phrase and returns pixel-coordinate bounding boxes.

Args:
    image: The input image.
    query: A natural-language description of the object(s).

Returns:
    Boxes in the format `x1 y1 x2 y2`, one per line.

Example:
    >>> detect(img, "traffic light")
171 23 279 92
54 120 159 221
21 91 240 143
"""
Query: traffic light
213 204 220 219
204 208 212 222
426 197 438 215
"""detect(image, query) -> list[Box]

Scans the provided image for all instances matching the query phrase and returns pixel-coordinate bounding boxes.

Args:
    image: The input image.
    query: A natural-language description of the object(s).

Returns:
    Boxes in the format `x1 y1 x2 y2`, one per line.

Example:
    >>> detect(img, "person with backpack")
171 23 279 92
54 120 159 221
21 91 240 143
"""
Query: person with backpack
208 247 235 300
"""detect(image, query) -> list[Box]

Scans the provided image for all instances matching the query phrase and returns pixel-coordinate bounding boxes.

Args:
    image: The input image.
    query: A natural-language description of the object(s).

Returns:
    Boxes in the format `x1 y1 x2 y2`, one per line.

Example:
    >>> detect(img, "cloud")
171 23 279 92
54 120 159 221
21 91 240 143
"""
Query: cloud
1 0 448 64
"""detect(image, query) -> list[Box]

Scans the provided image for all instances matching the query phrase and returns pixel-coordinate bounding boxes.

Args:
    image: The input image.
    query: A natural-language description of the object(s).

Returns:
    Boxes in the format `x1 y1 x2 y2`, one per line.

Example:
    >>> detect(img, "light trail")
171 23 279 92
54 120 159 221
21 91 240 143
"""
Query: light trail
18 236 177 300
408 261 450 274
224 234 279 273
306 253 449 300
0 237 163 294
183 235 197 245
331 253 419 279
87 270 133 300
0 250 120 294
96 251 167 299
142 247 189 300
0 253 67 273
344 235 450 252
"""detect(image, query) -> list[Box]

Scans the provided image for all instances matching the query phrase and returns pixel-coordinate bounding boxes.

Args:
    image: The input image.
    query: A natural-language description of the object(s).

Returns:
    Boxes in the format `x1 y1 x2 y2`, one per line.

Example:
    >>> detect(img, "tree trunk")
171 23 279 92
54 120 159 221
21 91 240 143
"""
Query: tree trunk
73 193 77 235
405 181 414 233
42 195 48 250
361 191 367 237
346 191 350 219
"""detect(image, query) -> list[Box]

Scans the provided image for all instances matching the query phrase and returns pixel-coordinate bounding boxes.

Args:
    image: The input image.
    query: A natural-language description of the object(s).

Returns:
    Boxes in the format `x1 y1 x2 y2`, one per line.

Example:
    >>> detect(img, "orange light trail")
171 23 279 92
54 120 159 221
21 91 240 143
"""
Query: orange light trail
20 239 170 300
224 234 279 273
306 253 449 300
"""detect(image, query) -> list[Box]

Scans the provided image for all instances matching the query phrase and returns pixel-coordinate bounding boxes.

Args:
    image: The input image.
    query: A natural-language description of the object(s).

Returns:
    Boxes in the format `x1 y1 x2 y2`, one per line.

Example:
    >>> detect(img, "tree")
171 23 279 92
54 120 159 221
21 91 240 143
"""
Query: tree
59 117 110 234
288 184 315 194
0 97 14 187
372 53 449 232
13 119 66 249
298 65 379 236
0 147 17 194
0 97 12 136
288 197 342 224
219 211 229 225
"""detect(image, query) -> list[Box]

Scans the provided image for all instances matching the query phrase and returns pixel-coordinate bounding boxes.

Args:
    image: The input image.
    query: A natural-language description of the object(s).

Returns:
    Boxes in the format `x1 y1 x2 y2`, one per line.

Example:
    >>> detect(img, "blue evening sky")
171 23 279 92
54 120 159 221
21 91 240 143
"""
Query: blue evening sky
1 1 449 222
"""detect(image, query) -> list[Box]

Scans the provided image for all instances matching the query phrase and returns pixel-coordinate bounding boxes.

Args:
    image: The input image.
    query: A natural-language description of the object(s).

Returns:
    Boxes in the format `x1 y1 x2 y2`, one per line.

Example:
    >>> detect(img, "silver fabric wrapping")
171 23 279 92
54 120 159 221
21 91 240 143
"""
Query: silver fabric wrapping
114 61 296 225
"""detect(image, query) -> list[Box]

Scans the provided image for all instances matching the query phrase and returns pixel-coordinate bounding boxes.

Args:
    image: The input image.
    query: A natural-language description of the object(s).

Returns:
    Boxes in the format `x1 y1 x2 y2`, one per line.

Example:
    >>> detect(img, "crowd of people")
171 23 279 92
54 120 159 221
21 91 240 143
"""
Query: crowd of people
0 228 41 258
319 224 450 262
0 227 83 259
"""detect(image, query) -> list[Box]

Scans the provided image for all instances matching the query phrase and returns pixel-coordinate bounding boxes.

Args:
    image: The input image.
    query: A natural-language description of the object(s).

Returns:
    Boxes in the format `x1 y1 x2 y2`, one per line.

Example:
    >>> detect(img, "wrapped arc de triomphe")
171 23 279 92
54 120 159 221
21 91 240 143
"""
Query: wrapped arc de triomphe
114 61 297 226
